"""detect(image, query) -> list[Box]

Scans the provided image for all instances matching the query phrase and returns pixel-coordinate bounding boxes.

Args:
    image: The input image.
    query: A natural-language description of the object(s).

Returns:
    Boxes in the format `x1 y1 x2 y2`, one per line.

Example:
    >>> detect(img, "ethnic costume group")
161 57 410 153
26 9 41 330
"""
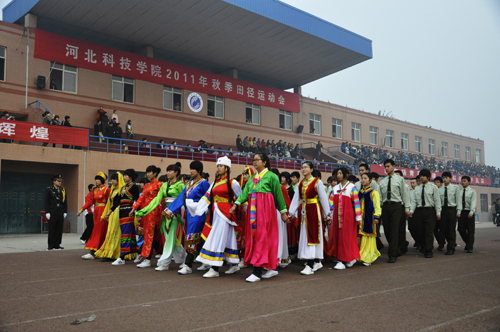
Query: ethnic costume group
76 155 478 282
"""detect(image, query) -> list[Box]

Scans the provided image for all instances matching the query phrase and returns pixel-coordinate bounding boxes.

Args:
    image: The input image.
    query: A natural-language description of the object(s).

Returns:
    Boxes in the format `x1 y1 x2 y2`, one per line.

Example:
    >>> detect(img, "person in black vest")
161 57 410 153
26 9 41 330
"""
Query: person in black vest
44 174 68 250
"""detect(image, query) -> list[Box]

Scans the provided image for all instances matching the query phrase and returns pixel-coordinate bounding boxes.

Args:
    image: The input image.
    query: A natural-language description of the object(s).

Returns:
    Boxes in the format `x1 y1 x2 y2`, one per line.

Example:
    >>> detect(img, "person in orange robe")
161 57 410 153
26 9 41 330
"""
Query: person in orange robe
77 171 111 259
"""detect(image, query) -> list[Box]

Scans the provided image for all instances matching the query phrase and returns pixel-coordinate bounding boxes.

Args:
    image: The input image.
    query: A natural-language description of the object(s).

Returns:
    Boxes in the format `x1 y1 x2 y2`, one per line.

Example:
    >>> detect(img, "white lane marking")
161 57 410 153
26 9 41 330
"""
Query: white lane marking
417 305 500 331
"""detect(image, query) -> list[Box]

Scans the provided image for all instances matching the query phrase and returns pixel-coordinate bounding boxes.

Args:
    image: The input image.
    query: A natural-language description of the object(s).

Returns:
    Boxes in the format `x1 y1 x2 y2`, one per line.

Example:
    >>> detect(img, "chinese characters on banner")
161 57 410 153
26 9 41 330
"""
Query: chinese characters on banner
0 120 89 147
370 164 491 186
34 29 300 113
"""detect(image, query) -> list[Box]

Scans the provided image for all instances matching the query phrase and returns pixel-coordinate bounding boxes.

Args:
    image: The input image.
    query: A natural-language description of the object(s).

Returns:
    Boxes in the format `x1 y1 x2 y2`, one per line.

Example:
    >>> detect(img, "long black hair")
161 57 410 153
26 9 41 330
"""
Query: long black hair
145 165 161 178
207 165 234 227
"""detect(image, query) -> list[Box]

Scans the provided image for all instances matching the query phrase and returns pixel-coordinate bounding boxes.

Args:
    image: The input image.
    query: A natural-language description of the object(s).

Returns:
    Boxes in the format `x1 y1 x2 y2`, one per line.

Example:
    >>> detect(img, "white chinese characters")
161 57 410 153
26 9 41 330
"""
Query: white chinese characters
65 44 79 59
30 126 49 140
0 122 16 136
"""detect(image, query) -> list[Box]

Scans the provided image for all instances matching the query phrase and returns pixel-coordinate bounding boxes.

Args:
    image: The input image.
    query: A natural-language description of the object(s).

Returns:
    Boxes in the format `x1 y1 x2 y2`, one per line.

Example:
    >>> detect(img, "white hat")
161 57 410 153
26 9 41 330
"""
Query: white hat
216 156 231 168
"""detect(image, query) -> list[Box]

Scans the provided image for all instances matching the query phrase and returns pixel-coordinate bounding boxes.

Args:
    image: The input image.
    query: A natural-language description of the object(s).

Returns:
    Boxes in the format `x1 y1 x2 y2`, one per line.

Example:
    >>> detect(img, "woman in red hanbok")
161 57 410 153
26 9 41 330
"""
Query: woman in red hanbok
328 167 362 270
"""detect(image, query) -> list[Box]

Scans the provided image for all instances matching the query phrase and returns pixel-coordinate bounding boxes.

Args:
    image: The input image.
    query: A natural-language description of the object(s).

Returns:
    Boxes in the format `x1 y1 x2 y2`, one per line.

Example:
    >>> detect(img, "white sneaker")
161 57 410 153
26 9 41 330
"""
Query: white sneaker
312 262 323 272
300 265 314 275
178 266 193 275
80 240 86 244
203 268 219 278
111 258 125 266
82 253 94 260
137 259 151 268
155 265 170 271
155 254 161 258
197 263 210 271
246 274 261 282
334 261 346 270
362 262 371 266
262 270 279 279
238 258 247 268
179 262 187 269
345 259 356 268
134 255 144 264
225 265 240 274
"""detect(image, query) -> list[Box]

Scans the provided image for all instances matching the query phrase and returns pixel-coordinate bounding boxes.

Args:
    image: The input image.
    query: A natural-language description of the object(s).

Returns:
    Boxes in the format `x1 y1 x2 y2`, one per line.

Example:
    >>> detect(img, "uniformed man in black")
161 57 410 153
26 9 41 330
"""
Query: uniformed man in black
44 174 68 250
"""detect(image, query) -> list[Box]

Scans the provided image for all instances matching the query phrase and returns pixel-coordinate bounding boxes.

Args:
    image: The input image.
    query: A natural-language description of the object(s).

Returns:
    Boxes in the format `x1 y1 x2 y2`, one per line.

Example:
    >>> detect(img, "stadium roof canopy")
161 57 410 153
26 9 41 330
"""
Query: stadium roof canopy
3 0 372 90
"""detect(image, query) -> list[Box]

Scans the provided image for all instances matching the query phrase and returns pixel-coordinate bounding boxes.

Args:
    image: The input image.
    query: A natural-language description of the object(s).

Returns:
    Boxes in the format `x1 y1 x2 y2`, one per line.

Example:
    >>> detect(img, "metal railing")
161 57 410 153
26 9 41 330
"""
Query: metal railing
300 142 346 163
87 135 355 173
28 100 54 116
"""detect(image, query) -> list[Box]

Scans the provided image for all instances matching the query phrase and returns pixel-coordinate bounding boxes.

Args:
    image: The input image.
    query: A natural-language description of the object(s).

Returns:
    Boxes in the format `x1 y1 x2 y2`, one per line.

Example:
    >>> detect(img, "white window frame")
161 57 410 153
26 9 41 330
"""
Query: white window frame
415 136 422 153
401 133 409 150
112 75 135 103
245 103 260 125
309 113 321 135
207 95 224 119
465 146 471 161
385 129 394 148
351 122 361 142
163 86 182 111
0 45 5 82
441 142 448 157
429 139 435 155
475 149 481 163
332 118 343 139
49 61 78 93
369 126 378 145
454 144 460 159
279 110 292 131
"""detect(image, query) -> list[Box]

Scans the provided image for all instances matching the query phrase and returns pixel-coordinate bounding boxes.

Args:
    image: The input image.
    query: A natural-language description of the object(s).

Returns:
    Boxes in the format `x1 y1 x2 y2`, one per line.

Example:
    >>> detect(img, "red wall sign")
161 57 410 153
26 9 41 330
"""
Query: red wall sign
0 120 89 147
370 164 491 186
34 29 300 113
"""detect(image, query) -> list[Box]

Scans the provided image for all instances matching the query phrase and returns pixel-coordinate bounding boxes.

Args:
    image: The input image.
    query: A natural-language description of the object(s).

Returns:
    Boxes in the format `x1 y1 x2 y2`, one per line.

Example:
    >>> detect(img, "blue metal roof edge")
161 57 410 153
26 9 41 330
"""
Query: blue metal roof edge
2 0 40 23
221 0 372 58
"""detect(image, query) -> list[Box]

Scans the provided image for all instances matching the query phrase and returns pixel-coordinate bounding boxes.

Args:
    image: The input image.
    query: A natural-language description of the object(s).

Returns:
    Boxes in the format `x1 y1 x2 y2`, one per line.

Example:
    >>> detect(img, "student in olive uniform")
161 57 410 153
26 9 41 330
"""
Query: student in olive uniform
44 174 68 250
378 159 410 263
439 172 459 255
394 170 410 255
410 169 441 258
457 176 477 253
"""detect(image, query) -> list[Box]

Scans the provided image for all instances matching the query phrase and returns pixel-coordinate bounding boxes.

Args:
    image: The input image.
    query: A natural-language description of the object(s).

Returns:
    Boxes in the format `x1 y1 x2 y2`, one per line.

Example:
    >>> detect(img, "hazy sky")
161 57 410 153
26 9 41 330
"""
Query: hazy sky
2 0 499 166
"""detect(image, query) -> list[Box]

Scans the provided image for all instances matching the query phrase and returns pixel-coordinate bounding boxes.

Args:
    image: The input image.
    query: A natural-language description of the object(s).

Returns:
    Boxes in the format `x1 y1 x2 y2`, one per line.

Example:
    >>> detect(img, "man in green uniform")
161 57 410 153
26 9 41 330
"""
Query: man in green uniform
44 174 68 250
457 176 477 253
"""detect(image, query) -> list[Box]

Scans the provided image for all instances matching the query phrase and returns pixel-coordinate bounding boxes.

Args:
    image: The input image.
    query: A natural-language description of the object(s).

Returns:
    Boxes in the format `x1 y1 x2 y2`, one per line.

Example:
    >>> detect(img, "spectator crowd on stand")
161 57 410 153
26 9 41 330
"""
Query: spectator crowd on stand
235 134 306 159
341 142 500 181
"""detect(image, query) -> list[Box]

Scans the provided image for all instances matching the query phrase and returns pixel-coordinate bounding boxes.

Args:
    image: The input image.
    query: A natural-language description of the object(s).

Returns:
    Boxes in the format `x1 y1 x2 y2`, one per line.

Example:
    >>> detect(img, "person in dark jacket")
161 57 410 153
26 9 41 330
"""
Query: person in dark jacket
44 174 68 250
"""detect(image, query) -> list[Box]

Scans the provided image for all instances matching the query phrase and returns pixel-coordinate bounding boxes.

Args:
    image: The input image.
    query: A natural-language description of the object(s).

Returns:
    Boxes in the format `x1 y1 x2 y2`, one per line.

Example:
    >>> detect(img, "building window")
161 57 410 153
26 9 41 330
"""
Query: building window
441 142 448 157
279 110 292 130
207 95 224 118
454 144 460 159
332 118 342 139
415 136 422 152
385 130 394 148
476 149 481 163
309 113 321 135
163 86 182 111
429 139 435 155
245 103 260 125
49 62 77 93
480 194 488 212
351 122 361 142
112 75 134 103
369 126 378 145
401 133 409 150
0 46 5 81
465 147 471 161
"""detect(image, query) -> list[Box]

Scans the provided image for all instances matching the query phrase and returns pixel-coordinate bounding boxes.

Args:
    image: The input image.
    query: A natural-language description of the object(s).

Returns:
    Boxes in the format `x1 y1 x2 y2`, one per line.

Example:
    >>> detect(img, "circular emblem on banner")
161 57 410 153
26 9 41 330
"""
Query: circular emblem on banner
187 92 203 113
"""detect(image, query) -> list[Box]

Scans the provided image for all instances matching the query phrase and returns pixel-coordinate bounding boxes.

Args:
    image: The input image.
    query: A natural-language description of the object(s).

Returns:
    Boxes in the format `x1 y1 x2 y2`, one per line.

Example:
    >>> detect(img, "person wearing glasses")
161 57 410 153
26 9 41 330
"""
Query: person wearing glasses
230 153 288 282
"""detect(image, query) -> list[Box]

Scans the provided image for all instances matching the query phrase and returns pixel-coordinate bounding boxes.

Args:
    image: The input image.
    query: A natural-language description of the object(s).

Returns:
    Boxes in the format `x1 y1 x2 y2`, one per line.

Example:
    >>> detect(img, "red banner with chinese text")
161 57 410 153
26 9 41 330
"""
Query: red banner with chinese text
34 29 300 113
0 120 89 147
370 164 491 186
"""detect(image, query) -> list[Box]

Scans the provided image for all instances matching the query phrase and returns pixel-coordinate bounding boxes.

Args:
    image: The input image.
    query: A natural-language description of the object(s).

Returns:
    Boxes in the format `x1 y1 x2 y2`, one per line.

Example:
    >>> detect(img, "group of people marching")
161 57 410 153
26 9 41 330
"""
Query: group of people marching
78 155 478 282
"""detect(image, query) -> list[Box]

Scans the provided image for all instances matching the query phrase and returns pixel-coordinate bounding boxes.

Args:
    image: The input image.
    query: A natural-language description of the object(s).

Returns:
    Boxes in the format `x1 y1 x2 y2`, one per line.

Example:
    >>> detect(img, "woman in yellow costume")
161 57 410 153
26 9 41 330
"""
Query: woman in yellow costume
94 172 137 261
357 172 381 266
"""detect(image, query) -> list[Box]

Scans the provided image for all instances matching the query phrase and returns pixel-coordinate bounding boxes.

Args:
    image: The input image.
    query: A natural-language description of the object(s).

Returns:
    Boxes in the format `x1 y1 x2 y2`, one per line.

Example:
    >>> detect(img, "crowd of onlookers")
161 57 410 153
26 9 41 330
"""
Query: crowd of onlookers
235 134 306 159
341 142 500 180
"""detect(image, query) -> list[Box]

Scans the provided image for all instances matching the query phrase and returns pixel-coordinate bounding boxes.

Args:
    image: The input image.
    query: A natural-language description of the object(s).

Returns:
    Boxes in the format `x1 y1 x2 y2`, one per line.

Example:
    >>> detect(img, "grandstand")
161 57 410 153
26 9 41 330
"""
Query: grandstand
1 0 499 234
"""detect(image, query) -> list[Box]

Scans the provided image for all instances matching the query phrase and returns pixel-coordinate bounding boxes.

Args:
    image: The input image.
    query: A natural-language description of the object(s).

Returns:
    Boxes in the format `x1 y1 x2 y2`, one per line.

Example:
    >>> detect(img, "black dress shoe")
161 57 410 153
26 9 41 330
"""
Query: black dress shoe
445 251 454 255
388 258 397 263
47 247 54 251
466 249 473 253
425 253 433 258
437 246 444 251
55 246 64 250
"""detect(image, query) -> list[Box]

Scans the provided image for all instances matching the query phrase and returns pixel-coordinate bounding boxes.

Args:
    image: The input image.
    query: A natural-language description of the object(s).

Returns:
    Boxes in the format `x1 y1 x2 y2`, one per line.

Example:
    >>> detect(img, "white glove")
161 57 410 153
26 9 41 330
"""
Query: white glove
64 213 67 218
46 213 50 220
